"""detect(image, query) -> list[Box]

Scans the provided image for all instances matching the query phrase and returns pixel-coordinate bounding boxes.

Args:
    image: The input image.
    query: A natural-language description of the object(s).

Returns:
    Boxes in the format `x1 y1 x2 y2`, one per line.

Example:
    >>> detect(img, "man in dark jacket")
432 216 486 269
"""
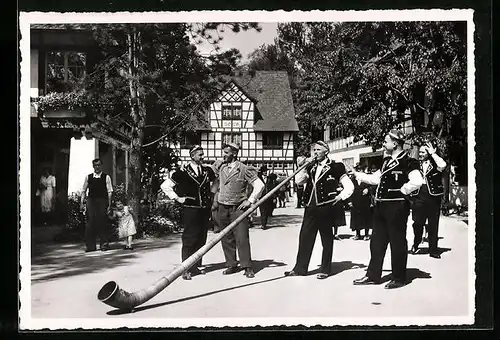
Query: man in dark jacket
352 130 424 289
161 145 216 280
409 141 447 258
284 141 354 279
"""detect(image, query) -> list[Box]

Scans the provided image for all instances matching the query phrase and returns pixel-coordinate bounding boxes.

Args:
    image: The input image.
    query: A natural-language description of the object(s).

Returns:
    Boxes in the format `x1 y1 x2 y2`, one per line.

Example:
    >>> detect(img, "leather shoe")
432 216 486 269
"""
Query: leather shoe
353 276 380 285
191 267 206 276
244 268 255 278
430 253 441 259
384 280 406 289
85 248 96 253
222 267 240 275
284 270 306 277
316 273 329 280
408 246 419 255
182 272 192 280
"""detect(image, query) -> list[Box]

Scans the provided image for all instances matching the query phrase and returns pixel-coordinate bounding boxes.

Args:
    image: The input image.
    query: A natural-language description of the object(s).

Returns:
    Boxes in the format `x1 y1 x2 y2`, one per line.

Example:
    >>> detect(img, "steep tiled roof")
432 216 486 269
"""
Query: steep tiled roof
231 71 299 132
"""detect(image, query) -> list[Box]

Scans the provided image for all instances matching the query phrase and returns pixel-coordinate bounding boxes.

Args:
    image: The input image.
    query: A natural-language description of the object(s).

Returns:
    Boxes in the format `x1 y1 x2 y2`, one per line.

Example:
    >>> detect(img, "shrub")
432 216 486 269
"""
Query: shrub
53 192 85 243
139 200 183 238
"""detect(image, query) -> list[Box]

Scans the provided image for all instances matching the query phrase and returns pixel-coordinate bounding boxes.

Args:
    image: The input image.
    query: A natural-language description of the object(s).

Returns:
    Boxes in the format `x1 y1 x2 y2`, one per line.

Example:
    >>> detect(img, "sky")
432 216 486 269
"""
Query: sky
193 22 279 64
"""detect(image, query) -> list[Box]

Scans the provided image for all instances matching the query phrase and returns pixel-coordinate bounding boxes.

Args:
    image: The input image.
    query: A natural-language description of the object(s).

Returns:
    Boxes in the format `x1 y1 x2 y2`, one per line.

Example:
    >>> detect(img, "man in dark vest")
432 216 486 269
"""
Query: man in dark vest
212 142 265 278
409 141 447 258
80 158 113 252
161 145 216 280
352 130 424 289
284 141 354 279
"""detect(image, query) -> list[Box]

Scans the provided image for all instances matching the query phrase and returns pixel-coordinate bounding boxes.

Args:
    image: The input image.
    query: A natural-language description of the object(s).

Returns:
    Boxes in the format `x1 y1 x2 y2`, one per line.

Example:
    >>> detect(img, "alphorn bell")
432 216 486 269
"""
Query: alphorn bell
97 157 315 312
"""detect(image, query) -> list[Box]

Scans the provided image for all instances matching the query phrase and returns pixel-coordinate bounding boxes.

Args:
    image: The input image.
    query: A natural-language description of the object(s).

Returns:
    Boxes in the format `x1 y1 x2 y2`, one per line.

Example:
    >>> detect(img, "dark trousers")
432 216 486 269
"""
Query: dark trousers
259 200 274 228
85 197 109 250
181 207 209 272
412 187 442 253
296 185 305 208
367 200 410 283
293 205 335 275
218 204 252 268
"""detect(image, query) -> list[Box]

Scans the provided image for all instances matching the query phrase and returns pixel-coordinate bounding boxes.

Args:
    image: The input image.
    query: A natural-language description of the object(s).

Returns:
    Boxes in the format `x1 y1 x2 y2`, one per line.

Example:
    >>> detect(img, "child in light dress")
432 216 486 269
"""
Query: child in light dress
110 199 137 250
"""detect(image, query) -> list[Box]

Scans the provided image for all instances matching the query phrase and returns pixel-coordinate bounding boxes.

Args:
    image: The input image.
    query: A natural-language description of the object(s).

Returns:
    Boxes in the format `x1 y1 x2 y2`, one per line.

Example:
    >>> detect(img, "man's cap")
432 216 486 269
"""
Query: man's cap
388 129 406 142
314 140 330 152
189 145 203 154
222 142 240 152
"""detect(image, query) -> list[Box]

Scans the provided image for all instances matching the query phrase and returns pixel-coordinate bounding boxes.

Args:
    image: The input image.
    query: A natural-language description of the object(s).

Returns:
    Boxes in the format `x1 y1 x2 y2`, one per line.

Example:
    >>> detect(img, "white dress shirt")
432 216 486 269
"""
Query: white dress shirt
295 158 354 201
355 150 424 195
82 171 113 194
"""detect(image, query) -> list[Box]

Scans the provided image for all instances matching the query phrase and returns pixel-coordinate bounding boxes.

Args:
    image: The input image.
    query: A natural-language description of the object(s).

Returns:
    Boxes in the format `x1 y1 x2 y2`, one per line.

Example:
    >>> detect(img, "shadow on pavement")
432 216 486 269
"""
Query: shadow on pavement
106 276 287 316
254 214 304 228
201 259 287 275
31 234 183 283
309 260 367 278
410 247 452 255
380 268 432 285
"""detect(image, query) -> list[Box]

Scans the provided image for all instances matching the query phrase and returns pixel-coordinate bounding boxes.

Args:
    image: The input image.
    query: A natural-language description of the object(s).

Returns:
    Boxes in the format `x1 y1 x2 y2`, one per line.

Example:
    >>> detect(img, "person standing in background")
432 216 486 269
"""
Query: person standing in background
349 164 372 240
37 167 56 226
409 141 447 259
81 158 113 252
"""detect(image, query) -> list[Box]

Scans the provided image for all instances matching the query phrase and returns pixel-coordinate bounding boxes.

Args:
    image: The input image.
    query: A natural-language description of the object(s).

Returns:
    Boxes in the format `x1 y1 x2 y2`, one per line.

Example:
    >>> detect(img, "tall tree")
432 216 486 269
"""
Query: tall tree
277 21 467 163
81 23 260 223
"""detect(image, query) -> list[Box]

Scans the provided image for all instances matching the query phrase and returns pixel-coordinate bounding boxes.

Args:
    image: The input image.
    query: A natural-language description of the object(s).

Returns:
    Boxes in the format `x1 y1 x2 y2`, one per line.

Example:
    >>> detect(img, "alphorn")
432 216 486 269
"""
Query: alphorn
97 157 315 312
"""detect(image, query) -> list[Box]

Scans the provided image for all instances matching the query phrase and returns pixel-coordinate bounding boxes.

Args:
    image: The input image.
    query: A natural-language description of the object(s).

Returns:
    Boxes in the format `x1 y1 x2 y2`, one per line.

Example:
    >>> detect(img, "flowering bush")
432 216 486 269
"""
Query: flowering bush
36 90 95 113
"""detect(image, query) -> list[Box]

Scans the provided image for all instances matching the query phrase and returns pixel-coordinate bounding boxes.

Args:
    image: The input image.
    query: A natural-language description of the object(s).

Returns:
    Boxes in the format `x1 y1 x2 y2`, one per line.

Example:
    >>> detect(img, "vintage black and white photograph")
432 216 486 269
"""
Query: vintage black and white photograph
19 10 475 329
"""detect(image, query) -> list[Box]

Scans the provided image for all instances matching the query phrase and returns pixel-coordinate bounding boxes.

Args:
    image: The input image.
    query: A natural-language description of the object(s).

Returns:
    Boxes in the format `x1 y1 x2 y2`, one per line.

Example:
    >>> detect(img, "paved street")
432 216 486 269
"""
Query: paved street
28 204 472 327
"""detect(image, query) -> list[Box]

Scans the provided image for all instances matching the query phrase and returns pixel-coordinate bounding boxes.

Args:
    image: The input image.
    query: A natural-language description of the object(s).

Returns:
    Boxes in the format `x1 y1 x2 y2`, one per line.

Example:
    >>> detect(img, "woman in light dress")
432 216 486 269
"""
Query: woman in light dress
110 199 137 250
37 167 56 225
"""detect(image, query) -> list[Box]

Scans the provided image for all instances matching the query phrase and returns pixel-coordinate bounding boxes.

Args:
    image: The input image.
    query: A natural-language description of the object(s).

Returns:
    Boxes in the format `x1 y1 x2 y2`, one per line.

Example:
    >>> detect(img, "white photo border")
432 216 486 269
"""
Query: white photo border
19 9 476 330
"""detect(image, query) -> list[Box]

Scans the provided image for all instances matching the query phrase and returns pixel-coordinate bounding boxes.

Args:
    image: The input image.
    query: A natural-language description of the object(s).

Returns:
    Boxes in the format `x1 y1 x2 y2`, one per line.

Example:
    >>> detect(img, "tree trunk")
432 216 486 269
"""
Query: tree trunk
126 27 146 232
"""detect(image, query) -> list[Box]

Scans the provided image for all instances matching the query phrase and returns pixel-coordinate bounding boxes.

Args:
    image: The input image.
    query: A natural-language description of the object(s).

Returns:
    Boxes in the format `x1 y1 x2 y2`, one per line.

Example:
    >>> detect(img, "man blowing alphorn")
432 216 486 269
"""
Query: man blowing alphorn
161 145 216 280
285 141 354 279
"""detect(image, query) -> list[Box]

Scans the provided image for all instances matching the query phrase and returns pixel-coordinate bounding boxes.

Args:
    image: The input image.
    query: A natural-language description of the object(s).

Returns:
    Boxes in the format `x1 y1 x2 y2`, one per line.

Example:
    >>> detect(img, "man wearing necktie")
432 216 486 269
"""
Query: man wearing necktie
211 142 265 278
409 141 447 258
352 130 424 289
161 145 216 280
285 140 354 279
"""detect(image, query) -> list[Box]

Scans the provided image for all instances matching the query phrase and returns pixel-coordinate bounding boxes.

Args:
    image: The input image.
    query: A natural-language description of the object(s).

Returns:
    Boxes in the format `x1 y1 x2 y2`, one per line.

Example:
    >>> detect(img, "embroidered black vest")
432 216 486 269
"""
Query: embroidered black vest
375 152 420 201
302 160 347 207
171 164 215 208
410 158 445 197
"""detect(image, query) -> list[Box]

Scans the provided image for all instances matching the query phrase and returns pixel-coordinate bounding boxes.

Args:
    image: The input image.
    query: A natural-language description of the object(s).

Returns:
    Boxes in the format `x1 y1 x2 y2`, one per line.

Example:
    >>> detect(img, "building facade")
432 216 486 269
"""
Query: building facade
171 71 299 177
30 24 131 224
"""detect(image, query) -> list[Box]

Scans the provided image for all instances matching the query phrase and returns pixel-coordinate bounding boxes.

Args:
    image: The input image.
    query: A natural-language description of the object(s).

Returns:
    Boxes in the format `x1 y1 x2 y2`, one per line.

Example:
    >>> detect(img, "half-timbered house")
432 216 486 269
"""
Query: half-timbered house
173 71 299 177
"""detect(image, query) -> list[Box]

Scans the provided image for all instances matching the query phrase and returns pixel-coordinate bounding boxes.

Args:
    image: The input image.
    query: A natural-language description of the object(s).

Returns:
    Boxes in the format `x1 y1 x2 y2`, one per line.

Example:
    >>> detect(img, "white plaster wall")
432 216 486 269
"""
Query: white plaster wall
67 138 96 194
30 49 39 98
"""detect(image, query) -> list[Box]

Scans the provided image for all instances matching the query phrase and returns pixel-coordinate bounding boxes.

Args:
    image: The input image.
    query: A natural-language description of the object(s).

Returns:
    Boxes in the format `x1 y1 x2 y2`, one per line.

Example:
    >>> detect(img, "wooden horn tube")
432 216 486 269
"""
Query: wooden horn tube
98 158 315 311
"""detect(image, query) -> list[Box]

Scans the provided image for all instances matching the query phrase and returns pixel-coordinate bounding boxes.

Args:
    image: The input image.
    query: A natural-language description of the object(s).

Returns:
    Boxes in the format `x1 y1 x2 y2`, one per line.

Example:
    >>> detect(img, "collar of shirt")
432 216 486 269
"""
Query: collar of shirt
93 172 103 178
190 162 201 175
317 158 329 167
391 149 405 160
